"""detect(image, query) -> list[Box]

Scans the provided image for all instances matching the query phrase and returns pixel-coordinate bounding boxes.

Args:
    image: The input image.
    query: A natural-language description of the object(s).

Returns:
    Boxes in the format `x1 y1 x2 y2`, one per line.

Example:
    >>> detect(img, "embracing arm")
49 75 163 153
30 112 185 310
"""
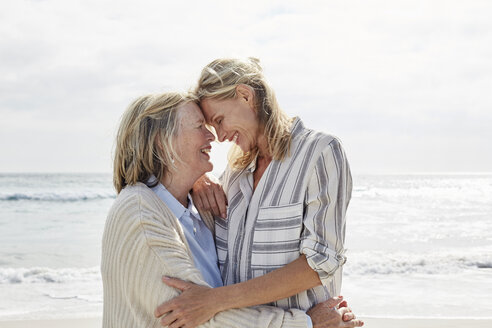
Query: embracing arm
198 254 320 310
157 260 362 328
119 192 311 328
147 232 312 328
158 283 362 328
141 223 311 328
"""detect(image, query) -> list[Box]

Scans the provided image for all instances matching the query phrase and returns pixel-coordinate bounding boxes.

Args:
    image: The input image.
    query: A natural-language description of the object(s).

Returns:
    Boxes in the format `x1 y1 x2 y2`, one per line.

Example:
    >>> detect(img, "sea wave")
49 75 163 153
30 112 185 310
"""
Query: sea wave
0 267 101 284
352 185 492 202
2 253 490 285
351 175 492 203
344 251 492 275
0 191 115 202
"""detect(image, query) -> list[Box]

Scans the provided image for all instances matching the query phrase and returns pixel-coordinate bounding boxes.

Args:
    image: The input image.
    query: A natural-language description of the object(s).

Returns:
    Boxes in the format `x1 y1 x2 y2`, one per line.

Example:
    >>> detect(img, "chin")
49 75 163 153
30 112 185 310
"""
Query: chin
238 139 255 153
199 163 213 174
238 143 249 153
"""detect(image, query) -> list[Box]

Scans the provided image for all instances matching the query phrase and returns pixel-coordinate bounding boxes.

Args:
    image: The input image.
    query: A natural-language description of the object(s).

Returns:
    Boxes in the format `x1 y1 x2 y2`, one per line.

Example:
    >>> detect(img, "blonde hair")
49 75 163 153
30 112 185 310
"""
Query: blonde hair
113 92 196 193
195 57 293 169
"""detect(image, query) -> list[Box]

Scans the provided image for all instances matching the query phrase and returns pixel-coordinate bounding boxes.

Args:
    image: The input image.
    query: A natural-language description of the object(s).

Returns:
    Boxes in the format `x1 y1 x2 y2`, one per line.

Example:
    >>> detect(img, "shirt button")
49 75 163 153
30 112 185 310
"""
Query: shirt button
193 227 197 235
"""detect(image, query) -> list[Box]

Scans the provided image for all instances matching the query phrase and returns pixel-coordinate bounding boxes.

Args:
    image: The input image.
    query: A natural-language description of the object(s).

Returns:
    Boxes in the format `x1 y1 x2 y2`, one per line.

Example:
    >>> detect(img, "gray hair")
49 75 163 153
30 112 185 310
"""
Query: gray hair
113 92 197 193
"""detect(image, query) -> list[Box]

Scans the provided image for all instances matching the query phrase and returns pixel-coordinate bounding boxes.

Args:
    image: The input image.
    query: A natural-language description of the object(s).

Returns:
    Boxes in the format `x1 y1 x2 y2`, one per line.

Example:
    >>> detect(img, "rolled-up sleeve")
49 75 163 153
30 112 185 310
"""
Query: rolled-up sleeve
300 138 352 287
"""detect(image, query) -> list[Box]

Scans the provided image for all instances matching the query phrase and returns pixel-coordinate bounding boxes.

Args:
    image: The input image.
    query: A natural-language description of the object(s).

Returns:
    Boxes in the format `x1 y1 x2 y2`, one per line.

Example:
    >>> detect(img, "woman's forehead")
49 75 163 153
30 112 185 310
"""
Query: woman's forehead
200 98 229 117
178 102 204 124
198 99 217 120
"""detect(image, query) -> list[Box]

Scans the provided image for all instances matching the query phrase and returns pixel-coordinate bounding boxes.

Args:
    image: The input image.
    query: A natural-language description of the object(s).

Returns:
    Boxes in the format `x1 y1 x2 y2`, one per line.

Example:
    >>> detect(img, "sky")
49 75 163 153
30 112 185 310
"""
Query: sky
0 0 491 174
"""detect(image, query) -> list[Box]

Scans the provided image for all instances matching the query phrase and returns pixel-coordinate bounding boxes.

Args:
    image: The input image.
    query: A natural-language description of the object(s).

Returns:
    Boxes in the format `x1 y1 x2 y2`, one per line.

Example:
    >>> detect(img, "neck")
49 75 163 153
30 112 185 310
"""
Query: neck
161 172 194 207
256 134 271 160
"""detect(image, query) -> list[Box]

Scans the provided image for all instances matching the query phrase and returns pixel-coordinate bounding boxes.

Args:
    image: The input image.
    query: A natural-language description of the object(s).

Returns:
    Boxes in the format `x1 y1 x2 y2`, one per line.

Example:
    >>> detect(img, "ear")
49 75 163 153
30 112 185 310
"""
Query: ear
236 84 255 109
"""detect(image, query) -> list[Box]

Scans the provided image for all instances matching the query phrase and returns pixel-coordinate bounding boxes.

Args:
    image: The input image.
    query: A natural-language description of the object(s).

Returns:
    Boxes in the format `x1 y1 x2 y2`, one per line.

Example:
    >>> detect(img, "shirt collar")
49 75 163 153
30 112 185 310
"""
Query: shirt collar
290 116 304 138
246 155 257 173
149 176 200 221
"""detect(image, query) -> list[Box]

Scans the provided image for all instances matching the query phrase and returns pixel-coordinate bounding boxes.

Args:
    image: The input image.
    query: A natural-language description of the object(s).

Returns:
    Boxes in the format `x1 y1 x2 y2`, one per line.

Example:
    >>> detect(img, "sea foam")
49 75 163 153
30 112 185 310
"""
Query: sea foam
0 267 101 284
0 191 115 202
345 251 492 275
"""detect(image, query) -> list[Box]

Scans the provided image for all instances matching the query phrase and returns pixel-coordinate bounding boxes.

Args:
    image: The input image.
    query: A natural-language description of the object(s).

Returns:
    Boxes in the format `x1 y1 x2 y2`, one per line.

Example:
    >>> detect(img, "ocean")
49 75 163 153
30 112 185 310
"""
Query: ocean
0 173 491 320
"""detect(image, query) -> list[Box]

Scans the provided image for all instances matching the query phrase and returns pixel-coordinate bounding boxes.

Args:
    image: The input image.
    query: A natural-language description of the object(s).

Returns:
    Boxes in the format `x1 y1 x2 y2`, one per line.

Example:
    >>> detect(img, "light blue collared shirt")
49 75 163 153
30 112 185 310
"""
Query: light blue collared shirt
150 182 223 288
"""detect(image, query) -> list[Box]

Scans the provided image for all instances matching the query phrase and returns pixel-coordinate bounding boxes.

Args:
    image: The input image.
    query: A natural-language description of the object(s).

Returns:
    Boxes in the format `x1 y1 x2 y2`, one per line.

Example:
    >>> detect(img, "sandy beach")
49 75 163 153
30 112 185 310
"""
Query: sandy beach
0 317 102 328
1 317 491 328
362 317 492 328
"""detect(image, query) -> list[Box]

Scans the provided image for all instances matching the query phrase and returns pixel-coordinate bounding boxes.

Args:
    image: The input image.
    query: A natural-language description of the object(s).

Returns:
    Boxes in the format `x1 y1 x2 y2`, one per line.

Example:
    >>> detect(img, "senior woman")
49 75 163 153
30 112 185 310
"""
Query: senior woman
101 92 358 327
155 58 357 327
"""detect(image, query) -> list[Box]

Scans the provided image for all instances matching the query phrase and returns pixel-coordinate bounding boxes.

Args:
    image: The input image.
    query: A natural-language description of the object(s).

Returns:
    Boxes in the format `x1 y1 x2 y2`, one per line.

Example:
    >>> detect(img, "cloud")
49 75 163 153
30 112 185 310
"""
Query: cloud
0 0 491 172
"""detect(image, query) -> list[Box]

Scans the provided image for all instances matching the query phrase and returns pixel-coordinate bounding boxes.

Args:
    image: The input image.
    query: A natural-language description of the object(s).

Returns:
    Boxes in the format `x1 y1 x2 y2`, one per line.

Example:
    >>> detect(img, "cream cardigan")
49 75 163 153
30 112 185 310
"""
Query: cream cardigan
101 183 308 328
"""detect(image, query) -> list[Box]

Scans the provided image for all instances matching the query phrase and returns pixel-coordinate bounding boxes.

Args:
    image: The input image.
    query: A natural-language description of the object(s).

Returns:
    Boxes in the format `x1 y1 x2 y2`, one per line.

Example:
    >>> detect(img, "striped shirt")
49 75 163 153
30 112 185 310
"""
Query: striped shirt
216 118 352 311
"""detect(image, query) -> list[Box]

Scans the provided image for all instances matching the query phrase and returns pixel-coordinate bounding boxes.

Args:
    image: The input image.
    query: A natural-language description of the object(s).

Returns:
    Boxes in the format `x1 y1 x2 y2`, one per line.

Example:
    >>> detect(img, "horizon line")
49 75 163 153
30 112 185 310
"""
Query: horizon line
1 171 492 175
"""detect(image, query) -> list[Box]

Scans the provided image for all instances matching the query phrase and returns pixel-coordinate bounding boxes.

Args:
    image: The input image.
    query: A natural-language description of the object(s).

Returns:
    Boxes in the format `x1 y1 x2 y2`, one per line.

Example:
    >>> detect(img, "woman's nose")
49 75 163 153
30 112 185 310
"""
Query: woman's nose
216 128 226 142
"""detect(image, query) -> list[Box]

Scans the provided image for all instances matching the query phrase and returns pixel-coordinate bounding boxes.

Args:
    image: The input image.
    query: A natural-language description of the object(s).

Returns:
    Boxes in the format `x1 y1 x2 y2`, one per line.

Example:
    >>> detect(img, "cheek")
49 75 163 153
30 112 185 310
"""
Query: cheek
176 136 192 157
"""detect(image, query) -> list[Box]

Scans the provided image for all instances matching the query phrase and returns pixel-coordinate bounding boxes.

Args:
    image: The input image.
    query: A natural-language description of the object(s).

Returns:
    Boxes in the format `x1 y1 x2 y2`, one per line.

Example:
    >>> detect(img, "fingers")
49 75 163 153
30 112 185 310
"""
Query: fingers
343 319 364 327
191 175 211 211
338 300 348 309
168 321 184 328
340 307 364 327
339 307 352 316
205 188 222 217
191 173 227 218
199 185 227 218
192 191 211 212
167 321 179 328
200 193 212 212
192 192 204 211
213 189 228 219
160 312 178 326
154 301 172 318
343 312 355 321
321 295 343 309
161 277 191 291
